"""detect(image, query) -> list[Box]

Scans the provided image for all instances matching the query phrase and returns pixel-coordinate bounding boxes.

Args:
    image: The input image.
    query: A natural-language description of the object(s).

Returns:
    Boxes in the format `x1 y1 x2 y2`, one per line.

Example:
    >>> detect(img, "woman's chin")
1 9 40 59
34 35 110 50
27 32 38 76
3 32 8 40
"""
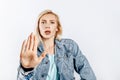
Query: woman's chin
42 35 54 39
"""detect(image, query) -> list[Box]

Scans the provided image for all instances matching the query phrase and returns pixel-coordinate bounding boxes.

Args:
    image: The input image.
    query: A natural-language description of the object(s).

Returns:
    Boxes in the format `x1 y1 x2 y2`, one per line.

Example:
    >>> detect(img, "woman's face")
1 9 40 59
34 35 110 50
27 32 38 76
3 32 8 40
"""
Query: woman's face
39 14 58 39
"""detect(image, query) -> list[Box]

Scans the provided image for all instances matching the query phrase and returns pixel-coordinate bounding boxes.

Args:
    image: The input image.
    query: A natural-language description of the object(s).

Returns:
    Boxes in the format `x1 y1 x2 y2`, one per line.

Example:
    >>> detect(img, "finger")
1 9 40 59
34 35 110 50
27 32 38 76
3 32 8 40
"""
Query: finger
33 34 38 51
41 51 47 58
30 33 34 50
21 40 27 54
41 53 46 58
26 35 30 50
20 40 27 60
38 54 45 62
38 56 43 63
38 52 47 62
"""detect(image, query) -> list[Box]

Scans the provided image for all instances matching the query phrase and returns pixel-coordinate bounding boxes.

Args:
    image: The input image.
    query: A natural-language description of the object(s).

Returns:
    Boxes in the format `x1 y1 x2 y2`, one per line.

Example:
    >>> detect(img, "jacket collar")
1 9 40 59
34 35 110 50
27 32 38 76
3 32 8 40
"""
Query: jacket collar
37 39 64 57
37 41 44 52
38 39 63 51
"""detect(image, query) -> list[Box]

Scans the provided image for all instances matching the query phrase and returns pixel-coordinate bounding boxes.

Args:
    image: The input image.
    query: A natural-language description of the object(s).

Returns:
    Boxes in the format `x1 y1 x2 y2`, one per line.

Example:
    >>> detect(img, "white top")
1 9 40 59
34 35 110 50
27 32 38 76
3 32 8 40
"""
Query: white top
46 54 58 80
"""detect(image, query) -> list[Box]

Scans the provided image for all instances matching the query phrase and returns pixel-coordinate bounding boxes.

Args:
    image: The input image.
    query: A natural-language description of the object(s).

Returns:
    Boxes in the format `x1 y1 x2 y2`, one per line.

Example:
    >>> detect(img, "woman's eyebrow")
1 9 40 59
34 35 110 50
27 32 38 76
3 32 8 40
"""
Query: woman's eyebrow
41 19 46 21
50 20 56 21
41 19 56 22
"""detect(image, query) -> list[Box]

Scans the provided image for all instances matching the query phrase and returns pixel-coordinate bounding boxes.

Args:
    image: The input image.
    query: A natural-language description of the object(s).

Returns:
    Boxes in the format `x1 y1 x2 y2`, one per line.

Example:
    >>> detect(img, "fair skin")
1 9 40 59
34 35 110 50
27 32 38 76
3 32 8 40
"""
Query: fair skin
20 13 58 68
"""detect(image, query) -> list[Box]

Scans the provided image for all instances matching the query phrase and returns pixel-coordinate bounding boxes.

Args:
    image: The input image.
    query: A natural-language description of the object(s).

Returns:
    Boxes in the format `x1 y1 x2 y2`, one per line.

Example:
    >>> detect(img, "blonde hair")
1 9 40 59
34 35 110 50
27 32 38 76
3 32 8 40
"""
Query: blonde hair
36 9 62 42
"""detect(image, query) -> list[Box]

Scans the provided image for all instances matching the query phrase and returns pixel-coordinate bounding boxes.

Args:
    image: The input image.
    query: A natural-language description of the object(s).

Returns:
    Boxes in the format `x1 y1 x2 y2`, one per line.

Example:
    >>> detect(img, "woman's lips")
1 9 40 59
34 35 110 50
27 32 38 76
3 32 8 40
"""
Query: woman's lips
44 30 51 35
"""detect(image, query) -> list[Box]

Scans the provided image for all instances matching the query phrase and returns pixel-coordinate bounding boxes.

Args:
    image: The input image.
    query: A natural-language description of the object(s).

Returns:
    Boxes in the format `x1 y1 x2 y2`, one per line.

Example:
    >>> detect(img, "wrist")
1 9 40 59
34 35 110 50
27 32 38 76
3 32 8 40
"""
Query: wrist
20 64 34 72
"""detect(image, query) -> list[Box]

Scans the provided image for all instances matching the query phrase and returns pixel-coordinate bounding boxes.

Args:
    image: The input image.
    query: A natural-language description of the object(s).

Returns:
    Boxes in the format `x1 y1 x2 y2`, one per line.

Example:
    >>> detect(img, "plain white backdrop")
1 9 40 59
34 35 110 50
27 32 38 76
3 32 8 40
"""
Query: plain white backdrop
0 0 120 80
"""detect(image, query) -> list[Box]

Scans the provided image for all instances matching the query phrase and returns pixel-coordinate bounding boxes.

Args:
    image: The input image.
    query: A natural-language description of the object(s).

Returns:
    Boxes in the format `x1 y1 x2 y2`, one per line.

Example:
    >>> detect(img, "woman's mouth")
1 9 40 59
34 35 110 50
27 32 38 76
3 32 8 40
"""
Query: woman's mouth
44 30 51 35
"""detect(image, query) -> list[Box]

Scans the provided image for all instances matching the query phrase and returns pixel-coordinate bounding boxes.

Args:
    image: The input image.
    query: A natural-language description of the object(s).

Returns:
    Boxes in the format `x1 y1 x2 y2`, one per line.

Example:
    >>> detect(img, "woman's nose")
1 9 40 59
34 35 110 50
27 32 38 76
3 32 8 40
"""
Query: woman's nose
45 23 50 28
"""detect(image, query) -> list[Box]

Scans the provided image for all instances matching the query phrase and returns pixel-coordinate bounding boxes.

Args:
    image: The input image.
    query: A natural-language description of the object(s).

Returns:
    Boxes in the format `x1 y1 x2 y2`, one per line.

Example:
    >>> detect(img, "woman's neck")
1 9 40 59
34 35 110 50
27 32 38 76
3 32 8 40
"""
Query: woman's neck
42 38 55 54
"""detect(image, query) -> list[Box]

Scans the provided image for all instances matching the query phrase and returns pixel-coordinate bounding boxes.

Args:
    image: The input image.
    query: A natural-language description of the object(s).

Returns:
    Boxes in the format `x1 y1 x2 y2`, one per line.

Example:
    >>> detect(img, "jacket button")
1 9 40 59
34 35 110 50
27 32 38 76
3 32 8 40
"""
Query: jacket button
46 61 48 64
41 74 44 77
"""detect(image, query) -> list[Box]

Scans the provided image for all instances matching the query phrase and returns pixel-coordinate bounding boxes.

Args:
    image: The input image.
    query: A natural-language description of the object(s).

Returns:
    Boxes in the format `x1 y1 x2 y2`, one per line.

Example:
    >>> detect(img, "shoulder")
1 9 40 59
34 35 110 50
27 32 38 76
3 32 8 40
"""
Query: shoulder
59 38 77 44
56 38 76 46
61 38 78 46
56 38 79 51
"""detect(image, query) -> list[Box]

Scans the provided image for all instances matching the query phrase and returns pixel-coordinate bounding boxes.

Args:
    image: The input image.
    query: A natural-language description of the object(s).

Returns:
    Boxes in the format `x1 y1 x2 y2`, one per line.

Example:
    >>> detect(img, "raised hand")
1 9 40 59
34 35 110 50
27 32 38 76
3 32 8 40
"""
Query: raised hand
20 33 46 68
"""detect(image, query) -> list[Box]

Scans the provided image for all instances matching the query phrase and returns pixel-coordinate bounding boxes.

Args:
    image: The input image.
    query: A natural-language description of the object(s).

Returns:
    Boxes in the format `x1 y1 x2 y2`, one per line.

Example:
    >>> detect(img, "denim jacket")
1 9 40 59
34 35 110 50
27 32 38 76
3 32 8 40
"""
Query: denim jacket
17 39 96 80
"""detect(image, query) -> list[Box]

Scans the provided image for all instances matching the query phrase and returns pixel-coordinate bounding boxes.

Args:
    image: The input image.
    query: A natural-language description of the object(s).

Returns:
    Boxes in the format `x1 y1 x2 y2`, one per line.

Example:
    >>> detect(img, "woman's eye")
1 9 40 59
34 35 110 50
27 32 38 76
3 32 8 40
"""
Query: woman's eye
41 22 45 24
51 22 55 24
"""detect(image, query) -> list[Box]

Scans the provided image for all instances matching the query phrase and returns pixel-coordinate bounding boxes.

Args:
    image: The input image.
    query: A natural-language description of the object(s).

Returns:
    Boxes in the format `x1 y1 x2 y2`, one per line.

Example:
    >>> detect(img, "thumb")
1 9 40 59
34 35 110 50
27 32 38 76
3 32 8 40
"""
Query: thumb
38 52 47 62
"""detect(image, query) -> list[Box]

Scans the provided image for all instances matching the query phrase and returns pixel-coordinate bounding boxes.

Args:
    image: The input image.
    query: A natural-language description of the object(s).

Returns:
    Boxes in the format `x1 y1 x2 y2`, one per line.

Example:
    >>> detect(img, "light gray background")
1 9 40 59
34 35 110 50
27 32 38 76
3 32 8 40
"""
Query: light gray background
0 0 120 80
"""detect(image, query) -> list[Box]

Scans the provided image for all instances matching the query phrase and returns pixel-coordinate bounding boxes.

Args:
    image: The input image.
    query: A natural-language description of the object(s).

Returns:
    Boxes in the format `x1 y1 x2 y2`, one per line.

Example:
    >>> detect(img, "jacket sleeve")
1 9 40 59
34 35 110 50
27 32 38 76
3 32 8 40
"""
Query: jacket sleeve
72 40 96 80
17 65 34 80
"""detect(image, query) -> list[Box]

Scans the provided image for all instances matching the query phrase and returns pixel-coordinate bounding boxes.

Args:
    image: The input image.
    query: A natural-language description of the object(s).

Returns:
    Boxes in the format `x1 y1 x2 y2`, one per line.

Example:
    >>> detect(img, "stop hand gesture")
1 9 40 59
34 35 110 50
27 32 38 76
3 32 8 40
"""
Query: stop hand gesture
20 33 46 68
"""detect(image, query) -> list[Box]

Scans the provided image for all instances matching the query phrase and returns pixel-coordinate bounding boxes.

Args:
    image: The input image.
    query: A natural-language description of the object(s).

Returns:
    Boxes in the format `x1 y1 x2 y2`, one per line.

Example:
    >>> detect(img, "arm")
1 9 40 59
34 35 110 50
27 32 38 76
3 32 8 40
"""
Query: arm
72 41 96 80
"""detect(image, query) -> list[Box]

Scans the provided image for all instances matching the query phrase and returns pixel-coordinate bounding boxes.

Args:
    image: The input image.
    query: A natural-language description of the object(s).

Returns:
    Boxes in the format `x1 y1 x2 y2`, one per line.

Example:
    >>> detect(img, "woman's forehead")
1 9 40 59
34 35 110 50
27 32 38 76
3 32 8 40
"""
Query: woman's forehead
40 13 57 21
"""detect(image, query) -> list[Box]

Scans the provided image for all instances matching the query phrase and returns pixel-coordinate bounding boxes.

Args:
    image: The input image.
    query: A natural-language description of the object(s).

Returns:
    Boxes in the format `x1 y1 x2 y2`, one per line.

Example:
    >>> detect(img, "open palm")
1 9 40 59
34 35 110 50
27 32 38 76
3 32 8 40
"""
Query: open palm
20 33 46 68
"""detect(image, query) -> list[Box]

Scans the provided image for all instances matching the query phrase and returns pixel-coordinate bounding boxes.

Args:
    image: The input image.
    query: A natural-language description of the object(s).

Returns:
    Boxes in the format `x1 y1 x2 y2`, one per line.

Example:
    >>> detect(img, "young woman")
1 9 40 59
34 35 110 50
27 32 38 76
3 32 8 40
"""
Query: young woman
17 10 96 80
